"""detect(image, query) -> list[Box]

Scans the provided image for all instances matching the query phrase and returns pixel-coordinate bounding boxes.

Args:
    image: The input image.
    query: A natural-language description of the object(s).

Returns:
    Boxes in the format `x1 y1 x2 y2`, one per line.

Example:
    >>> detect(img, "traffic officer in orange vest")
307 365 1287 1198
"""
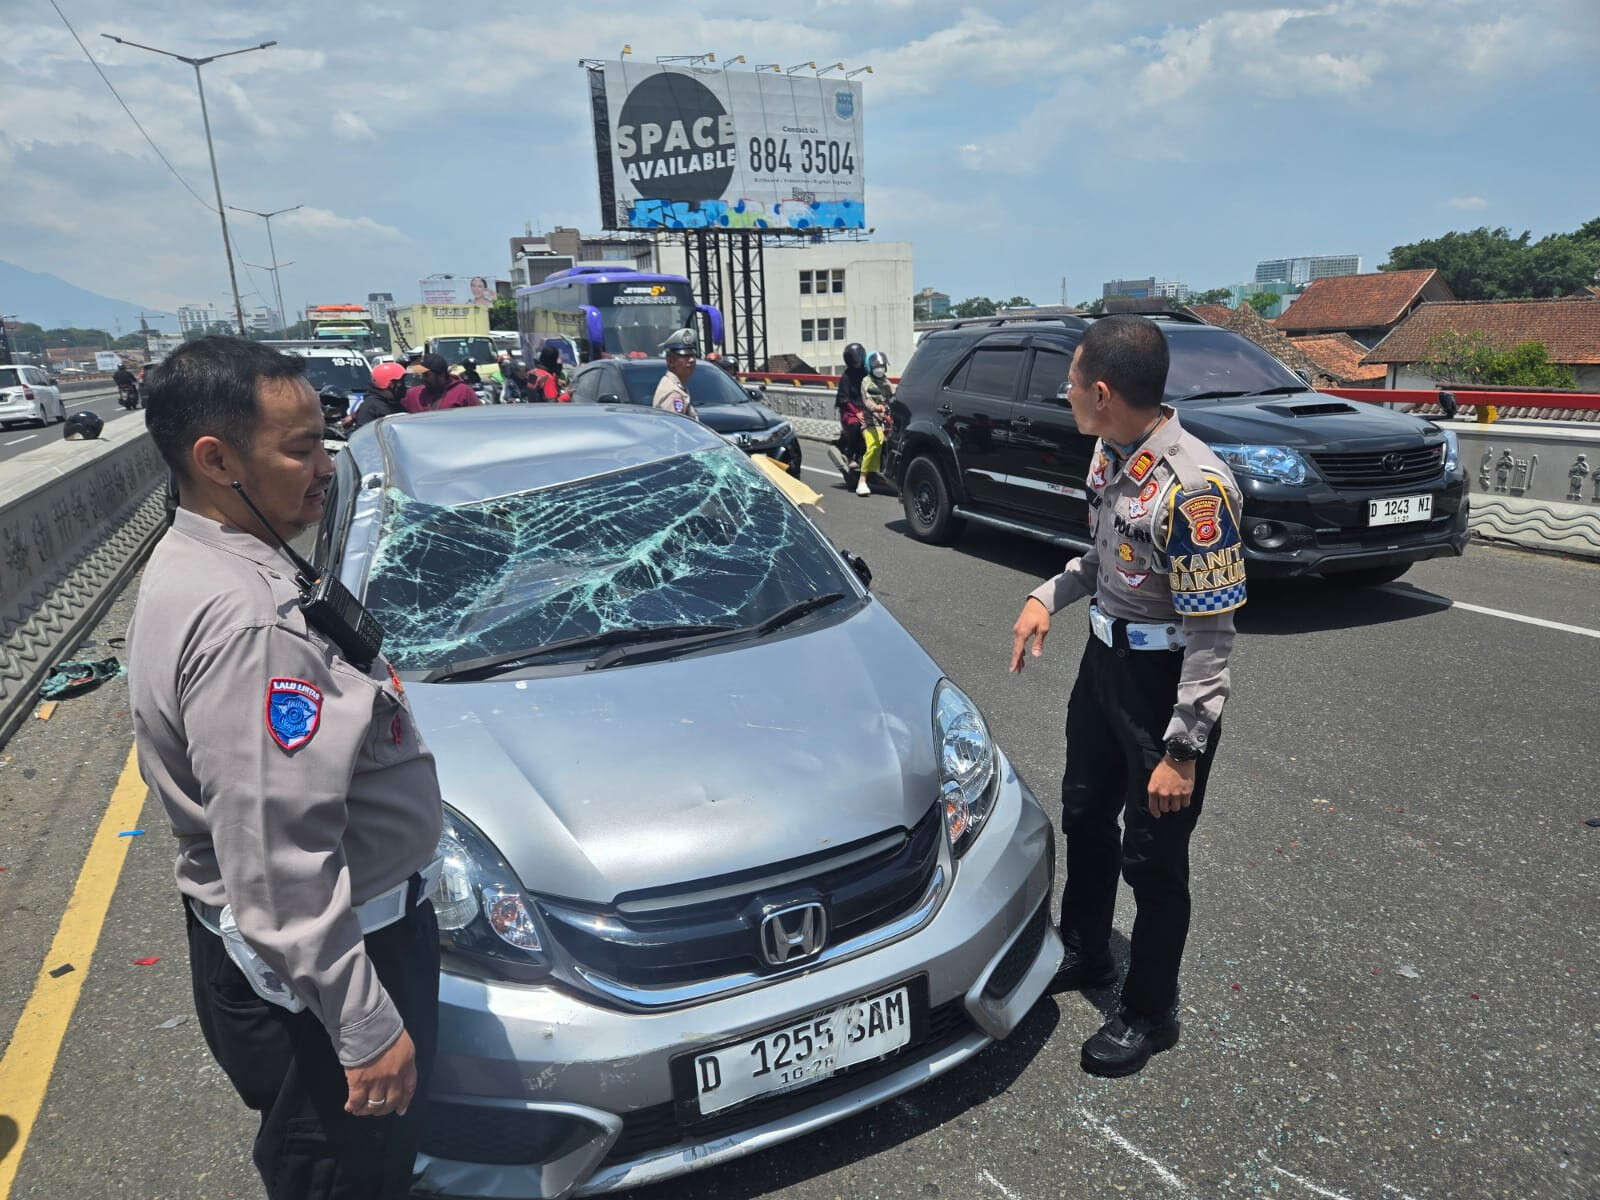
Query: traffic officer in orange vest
1009 314 1245 1078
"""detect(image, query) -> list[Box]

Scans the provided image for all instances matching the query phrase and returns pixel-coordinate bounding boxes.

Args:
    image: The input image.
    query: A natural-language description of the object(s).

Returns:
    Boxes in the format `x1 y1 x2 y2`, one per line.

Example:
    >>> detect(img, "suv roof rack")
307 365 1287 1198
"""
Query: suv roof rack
946 314 1090 332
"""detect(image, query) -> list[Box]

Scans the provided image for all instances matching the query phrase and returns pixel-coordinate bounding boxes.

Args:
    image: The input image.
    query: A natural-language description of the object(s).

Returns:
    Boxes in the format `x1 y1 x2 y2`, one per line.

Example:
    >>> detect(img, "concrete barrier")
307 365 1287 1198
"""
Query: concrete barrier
1449 418 1600 560
0 419 168 745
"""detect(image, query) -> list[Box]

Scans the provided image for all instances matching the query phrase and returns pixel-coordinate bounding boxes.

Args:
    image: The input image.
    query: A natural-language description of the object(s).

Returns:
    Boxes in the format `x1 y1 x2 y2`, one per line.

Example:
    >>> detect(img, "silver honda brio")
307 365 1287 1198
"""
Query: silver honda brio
321 405 1062 1199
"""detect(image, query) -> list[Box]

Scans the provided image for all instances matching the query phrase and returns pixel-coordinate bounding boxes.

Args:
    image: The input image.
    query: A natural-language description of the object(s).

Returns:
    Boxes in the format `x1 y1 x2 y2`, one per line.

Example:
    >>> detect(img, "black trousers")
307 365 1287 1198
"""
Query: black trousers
185 890 440 1199
1059 634 1220 1018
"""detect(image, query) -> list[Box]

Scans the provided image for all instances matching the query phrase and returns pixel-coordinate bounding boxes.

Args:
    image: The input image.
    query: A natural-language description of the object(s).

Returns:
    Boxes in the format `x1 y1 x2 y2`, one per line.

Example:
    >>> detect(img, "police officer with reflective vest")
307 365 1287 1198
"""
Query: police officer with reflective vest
128 336 444 1197
653 328 700 420
1009 315 1245 1078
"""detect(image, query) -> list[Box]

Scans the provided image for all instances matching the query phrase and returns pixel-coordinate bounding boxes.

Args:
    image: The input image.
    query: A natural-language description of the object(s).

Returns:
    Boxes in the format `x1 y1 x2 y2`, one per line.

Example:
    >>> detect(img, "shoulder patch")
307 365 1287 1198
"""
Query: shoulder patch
1088 449 1109 491
1165 479 1246 614
266 678 322 752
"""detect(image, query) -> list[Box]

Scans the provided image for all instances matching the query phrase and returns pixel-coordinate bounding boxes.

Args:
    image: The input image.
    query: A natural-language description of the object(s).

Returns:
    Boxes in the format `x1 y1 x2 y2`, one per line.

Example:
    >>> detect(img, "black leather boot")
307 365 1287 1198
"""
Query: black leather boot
1080 1008 1180 1077
1050 943 1117 992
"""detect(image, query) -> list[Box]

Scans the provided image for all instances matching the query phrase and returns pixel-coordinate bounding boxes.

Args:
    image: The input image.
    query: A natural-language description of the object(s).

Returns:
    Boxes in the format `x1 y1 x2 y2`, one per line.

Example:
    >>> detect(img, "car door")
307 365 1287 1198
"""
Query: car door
938 336 1028 507
1010 339 1094 531
30 368 63 421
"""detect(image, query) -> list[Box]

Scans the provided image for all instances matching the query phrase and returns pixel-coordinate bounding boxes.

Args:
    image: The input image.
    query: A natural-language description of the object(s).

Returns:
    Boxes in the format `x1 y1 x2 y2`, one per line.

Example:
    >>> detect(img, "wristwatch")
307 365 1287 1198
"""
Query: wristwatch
1163 736 1202 763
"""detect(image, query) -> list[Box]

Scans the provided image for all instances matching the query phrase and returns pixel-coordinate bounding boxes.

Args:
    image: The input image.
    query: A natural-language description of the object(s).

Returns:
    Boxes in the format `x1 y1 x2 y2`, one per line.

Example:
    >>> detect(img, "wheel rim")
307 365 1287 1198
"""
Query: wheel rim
910 470 939 526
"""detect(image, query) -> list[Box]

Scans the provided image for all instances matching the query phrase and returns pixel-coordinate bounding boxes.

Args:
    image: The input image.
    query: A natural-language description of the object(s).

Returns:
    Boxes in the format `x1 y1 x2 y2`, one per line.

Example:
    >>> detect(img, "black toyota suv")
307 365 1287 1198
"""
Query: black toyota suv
882 313 1469 584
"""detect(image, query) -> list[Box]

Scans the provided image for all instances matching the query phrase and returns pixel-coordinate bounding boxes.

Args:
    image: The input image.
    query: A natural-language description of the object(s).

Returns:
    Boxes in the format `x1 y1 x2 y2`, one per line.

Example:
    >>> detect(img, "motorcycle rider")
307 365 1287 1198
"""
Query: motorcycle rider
345 362 409 429
526 343 566 403
458 359 482 386
403 353 481 413
113 360 140 408
828 343 875 494
653 329 700 420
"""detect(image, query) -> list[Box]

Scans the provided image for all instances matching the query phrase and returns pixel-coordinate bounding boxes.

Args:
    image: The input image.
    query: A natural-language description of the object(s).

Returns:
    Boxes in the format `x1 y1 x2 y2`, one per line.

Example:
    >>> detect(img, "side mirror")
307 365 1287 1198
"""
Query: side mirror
1294 369 1313 387
47 377 60 386
599 393 621 404
744 386 763 401
841 549 872 589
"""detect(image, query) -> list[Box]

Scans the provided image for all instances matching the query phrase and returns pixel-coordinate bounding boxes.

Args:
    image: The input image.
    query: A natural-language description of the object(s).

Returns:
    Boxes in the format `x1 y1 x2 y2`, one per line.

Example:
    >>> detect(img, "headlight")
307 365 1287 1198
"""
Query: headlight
432 806 550 979
1209 443 1309 485
934 680 998 855
1440 430 1460 473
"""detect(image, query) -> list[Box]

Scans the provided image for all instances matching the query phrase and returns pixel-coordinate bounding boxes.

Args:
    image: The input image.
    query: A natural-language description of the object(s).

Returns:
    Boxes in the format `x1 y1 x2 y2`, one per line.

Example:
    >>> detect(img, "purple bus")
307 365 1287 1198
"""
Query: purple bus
514 266 723 366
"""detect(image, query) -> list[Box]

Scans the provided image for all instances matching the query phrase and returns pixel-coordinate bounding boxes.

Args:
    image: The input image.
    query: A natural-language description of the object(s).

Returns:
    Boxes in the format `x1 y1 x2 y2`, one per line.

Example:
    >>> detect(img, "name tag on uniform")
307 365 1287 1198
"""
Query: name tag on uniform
1089 606 1116 647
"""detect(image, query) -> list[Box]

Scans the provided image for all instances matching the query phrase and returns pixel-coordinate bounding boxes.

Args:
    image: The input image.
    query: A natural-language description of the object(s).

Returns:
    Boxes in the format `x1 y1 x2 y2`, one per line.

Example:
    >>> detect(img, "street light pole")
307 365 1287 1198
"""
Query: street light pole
230 204 301 331
101 33 276 336
241 261 295 333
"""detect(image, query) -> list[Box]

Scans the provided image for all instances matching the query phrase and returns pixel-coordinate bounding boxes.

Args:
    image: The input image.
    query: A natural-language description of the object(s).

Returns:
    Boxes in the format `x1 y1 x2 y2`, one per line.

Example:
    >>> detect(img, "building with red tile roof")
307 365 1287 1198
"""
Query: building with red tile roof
1274 269 1454 346
1361 297 1600 391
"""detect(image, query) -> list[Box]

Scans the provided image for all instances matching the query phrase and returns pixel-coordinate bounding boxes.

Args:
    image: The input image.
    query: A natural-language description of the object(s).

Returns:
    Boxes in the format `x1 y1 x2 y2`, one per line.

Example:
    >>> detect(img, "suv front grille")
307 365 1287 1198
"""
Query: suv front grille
539 804 943 997
1310 445 1444 489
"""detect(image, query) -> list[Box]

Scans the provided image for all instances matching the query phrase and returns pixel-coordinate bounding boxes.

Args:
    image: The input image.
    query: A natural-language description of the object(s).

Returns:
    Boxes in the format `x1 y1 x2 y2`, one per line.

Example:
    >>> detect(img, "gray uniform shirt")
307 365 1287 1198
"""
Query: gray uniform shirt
128 508 444 1066
1028 407 1246 746
652 371 698 420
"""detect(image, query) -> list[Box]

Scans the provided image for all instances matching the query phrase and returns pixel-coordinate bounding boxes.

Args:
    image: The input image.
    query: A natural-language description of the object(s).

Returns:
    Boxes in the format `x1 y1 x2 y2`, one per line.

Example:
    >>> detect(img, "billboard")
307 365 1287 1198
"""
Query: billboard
418 276 497 306
588 63 865 231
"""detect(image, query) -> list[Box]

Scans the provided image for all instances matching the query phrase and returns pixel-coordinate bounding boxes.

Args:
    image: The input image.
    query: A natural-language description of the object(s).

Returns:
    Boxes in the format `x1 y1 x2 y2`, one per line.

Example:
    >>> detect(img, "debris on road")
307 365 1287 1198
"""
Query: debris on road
48 963 74 977
35 701 58 721
39 656 123 700
117 829 145 837
155 1015 188 1029
132 956 160 966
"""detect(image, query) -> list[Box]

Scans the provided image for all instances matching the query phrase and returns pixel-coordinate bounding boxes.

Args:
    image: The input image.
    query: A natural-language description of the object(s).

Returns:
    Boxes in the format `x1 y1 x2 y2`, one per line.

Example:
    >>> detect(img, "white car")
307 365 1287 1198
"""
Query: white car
0 365 66 429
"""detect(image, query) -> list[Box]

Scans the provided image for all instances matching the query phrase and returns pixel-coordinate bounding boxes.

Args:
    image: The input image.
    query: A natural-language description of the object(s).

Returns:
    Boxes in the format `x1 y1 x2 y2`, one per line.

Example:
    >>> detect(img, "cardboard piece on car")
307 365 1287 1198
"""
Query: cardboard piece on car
753 455 822 508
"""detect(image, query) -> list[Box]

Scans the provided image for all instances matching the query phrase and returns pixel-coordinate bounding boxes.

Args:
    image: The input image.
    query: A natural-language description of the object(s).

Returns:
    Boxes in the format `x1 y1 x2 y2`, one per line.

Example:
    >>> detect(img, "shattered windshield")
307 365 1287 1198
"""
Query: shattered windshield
365 448 852 671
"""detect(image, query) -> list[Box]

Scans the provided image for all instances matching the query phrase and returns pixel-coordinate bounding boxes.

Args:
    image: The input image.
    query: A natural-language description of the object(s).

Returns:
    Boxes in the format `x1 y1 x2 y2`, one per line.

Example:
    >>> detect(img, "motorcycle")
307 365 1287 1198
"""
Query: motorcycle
318 387 350 454
117 382 140 410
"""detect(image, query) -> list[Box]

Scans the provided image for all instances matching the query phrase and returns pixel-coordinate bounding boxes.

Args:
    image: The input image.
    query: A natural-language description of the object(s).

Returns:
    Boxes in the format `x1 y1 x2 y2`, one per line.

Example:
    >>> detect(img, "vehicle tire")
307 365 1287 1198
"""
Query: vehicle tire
902 454 964 544
785 440 803 477
1325 563 1410 588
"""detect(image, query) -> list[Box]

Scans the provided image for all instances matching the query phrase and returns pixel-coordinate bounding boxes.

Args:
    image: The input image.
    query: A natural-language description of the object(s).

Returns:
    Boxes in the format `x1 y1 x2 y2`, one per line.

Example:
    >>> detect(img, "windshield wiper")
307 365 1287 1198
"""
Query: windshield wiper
1176 389 1252 401
1242 385 1309 397
588 591 850 671
422 624 734 683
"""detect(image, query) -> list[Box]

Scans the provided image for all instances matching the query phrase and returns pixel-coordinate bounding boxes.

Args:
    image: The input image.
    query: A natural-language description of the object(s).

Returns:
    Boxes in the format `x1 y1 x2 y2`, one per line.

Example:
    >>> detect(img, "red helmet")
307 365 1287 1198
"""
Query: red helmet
371 362 406 389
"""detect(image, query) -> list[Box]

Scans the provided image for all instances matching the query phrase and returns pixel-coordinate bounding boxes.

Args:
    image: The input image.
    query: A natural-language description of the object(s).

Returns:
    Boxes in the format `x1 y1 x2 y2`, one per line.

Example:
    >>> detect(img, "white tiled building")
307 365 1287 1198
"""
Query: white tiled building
759 241 914 375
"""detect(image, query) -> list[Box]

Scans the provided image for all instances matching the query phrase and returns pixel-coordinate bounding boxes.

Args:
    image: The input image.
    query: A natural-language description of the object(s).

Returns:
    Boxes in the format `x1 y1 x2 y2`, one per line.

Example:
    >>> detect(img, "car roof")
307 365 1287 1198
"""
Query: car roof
359 404 725 507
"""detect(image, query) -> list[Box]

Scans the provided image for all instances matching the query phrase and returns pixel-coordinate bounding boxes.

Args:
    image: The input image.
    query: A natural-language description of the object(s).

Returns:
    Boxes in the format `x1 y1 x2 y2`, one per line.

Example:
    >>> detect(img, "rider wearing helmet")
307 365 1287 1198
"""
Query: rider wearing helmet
830 342 879 495
653 328 700 420
347 361 409 429
527 343 566 403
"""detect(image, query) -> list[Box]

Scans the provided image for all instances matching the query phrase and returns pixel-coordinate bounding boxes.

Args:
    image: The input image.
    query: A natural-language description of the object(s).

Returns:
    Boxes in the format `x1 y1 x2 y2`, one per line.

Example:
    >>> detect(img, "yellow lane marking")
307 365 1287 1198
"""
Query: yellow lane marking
0 745 146 1198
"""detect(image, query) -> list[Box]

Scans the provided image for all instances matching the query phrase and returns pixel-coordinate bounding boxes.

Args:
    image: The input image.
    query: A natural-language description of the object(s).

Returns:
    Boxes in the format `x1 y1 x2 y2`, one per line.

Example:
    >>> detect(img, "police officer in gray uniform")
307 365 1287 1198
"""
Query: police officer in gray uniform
128 337 444 1197
1010 315 1245 1077
653 328 700 420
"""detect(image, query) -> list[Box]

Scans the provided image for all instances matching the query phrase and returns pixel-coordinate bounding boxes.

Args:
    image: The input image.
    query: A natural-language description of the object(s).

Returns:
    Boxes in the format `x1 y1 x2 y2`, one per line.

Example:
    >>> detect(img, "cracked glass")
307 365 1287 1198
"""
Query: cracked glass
365 448 851 671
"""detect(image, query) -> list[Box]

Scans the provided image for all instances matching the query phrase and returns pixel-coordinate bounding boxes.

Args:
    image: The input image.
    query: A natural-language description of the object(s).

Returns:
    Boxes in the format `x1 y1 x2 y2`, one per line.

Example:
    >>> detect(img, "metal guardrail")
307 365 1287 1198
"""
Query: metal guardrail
0 421 169 746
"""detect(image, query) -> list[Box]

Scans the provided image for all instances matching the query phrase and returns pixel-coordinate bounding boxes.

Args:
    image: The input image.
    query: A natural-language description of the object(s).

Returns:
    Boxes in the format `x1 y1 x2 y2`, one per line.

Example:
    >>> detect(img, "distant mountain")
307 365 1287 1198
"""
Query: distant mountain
0 259 174 332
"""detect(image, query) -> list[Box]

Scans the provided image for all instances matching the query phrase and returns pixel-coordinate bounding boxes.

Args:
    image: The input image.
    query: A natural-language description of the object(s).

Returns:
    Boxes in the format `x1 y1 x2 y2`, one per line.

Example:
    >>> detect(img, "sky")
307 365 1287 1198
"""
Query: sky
3 0 1598 323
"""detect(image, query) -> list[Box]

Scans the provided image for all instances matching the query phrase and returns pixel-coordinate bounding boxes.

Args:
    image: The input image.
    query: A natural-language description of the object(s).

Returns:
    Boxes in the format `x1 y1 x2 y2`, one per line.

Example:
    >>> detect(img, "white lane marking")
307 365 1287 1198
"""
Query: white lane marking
1381 583 1600 640
67 394 115 409
800 465 838 480
4 435 36 446
978 1168 1021 1200
1077 1110 1192 1196
1265 1163 1354 1200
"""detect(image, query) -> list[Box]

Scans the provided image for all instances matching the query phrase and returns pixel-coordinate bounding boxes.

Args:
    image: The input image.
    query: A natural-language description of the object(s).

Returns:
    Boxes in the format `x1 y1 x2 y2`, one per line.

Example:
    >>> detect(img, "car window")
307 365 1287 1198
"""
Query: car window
364 448 854 672
0 368 21 388
620 362 749 408
1165 328 1305 400
960 347 1024 401
1024 347 1073 406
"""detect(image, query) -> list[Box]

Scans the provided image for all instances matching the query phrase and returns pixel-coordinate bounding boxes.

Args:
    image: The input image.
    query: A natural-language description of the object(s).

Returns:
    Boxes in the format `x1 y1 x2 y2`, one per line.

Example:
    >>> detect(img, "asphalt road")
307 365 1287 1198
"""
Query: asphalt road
0 389 140 465
0 474 1596 1200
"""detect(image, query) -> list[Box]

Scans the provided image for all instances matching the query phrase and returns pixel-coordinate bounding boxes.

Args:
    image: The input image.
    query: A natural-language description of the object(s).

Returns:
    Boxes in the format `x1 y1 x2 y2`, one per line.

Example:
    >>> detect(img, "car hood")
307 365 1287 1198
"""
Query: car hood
696 400 785 434
406 599 943 904
1177 391 1440 452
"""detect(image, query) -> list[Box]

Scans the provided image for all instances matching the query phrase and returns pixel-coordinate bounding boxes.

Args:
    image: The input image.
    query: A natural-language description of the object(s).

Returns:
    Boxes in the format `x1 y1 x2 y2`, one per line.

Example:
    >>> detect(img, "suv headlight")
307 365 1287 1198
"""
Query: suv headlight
1209 443 1309 485
934 680 998 855
1440 429 1460 473
432 806 550 980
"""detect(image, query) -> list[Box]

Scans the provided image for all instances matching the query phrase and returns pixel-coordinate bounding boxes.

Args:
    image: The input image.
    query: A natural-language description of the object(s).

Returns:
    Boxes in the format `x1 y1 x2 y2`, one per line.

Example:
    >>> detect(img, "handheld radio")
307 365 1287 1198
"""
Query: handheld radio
230 482 385 670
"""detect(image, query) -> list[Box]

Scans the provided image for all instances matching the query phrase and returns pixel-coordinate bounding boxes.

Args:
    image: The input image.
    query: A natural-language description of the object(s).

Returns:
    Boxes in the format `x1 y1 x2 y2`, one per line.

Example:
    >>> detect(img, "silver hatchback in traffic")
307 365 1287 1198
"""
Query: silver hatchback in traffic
319 405 1061 1198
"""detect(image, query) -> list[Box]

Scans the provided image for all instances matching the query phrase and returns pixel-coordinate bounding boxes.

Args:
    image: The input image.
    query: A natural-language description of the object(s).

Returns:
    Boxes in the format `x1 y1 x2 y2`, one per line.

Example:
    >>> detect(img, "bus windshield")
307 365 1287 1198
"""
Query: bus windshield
589 282 696 357
431 336 498 365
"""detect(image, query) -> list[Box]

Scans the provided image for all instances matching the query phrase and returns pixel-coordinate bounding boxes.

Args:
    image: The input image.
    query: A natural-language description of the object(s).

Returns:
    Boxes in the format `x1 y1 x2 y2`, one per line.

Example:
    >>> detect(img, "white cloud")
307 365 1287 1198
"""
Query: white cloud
332 112 376 142
280 207 408 242
1447 195 1489 210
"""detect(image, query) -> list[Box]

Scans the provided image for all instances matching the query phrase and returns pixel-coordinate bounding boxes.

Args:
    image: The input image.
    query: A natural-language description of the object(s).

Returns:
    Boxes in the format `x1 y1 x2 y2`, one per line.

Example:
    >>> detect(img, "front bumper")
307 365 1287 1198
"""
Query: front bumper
412 751 1059 1199
1238 472 1470 578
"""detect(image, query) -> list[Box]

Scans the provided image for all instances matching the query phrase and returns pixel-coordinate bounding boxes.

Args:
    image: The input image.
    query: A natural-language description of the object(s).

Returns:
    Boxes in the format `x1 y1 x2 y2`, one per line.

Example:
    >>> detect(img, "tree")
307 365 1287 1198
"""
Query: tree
1418 331 1576 388
1000 295 1034 309
1191 287 1234 306
950 296 998 318
1382 217 1600 300
1074 298 1105 315
113 332 146 350
489 296 517 331
43 326 114 349
1245 291 1280 316
5 322 46 354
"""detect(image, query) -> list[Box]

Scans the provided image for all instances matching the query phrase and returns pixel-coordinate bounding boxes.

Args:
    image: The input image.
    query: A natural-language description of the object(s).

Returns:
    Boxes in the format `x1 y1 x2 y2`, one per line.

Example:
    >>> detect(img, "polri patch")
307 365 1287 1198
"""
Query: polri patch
266 678 322 752
1128 450 1156 482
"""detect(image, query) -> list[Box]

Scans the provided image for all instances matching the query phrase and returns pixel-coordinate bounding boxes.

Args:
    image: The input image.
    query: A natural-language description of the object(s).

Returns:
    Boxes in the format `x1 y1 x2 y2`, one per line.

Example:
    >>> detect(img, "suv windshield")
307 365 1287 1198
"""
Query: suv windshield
365 448 851 671
297 354 371 393
1165 327 1306 401
618 362 748 408
430 337 498 365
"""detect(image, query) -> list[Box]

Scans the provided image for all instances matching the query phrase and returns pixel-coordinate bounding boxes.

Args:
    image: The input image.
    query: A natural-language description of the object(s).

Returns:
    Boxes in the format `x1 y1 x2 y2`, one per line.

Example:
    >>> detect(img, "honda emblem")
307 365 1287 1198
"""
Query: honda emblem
759 902 827 966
